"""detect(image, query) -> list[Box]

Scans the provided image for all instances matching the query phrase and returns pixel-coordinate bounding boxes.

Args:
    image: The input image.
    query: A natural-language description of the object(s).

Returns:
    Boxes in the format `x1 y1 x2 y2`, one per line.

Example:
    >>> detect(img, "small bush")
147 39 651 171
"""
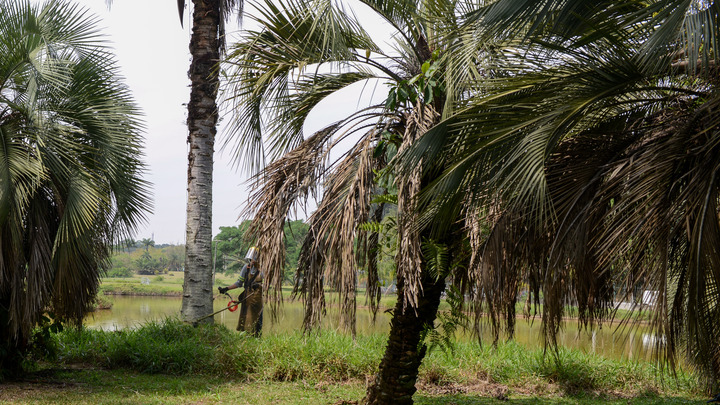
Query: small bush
106 266 133 278
90 295 113 310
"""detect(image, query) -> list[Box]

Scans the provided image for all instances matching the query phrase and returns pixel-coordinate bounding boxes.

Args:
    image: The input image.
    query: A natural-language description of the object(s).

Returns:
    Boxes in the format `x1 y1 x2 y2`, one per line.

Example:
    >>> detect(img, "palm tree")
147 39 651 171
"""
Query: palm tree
140 238 155 252
0 0 150 378
409 0 720 391
222 1 500 402
175 0 243 323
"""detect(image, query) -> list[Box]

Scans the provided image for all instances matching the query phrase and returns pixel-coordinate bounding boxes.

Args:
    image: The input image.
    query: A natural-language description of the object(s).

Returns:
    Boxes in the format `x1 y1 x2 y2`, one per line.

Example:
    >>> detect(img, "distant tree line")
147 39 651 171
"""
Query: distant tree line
106 220 313 281
108 241 184 277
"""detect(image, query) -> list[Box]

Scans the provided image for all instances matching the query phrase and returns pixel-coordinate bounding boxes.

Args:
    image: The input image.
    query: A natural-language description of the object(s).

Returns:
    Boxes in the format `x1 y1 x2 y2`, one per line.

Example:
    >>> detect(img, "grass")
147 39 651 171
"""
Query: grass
0 368 701 405
55 320 255 376
79 278 697 404
0 369 365 405
1 318 704 404
100 273 245 296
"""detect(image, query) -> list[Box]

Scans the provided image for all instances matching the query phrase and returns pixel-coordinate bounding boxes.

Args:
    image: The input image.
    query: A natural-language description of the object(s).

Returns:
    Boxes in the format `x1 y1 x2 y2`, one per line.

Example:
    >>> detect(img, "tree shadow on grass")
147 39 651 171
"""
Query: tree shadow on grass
0 367 228 404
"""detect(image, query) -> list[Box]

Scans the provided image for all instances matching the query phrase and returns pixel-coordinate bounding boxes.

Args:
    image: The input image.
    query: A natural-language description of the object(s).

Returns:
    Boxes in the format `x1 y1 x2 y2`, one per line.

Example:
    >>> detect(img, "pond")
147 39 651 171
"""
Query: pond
84 295 659 362
85 295 391 334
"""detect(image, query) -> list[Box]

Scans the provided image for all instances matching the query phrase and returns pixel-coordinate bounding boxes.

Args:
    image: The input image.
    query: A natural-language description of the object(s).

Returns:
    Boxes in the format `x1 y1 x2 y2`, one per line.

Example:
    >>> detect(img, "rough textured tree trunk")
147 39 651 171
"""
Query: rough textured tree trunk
364 271 446 405
181 0 220 324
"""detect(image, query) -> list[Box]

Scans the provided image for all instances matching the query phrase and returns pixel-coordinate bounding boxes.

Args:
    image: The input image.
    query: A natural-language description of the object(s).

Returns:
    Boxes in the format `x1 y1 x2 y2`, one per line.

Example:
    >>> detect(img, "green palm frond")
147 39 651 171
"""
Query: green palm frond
414 38 682 226
403 0 720 388
223 0 382 173
475 0 720 76
0 0 150 354
421 239 450 280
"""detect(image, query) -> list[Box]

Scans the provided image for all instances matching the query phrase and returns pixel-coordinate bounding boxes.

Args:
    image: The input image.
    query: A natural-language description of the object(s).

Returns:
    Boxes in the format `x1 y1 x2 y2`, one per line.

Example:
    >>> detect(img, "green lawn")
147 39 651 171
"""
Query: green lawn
0 368 703 404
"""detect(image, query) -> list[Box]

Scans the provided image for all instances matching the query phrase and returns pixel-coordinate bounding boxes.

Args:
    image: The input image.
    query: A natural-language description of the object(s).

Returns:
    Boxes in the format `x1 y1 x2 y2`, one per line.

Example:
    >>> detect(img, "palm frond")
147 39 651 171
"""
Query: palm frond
243 126 336 317
301 131 379 333
0 0 150 344
222 0 380 173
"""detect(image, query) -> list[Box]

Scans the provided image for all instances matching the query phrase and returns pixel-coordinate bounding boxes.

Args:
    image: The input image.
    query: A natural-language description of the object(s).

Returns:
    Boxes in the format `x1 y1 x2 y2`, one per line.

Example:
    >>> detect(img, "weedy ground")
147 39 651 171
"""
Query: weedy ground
0 319 705 404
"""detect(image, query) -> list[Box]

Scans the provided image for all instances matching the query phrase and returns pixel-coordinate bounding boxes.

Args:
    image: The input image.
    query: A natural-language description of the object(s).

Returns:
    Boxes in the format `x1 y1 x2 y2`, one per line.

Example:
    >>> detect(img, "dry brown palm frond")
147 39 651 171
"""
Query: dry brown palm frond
462 198 500 342
300 130 379 334
359 202 385 322
244 126 336 318
474 94 720 387
395 103 440 311
295 224 327 331
471 122 639 347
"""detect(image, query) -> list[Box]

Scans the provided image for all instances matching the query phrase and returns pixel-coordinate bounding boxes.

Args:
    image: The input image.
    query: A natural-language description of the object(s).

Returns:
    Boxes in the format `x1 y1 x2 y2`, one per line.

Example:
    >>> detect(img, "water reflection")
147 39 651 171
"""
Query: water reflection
84 296 659 361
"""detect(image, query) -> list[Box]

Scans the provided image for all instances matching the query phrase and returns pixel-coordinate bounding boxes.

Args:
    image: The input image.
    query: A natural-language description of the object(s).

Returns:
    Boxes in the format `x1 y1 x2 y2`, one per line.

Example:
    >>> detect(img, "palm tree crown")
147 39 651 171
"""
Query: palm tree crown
222 1 507 402
0 0 151 376
224 0 720 397
410 0 720 390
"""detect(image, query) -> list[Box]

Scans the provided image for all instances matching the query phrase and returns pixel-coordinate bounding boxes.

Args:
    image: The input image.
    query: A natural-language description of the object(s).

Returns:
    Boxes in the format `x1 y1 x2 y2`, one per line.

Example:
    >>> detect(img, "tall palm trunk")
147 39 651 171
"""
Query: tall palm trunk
364 271 446 404
181 0 220 323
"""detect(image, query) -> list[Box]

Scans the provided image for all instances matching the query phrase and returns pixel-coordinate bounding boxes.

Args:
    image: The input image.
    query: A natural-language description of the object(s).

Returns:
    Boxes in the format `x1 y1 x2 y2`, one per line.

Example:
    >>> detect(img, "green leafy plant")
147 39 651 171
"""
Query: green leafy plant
385 51 445 110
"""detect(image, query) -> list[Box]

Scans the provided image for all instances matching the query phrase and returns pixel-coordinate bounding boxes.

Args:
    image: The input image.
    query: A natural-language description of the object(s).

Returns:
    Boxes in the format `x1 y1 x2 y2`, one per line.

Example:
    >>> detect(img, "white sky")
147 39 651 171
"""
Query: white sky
45 0 390 244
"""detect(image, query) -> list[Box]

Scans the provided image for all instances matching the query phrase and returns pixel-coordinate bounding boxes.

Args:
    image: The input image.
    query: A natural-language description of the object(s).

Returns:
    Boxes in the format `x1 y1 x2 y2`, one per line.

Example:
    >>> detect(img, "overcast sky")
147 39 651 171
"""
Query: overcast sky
53 0 240 245
55 0 390 244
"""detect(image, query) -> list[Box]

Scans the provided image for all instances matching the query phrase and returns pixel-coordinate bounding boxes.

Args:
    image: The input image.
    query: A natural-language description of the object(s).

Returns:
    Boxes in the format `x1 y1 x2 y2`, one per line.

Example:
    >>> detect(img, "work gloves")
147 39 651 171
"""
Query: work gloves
218 286 229 294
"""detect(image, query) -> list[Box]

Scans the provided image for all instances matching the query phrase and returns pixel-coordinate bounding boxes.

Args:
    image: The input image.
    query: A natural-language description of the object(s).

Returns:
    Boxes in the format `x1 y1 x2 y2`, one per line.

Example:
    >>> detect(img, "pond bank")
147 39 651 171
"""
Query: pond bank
103 291 182 296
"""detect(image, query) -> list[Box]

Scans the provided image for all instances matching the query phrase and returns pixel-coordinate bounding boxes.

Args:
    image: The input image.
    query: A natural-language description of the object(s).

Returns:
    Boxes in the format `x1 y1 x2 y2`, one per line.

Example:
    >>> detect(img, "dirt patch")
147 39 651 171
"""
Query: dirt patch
417 378 513 400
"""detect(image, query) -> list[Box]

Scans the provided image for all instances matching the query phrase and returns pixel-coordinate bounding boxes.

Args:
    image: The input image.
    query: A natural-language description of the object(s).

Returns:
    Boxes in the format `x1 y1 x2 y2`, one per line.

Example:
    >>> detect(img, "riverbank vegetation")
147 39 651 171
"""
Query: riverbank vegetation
100 272 196 296
1 319 704 404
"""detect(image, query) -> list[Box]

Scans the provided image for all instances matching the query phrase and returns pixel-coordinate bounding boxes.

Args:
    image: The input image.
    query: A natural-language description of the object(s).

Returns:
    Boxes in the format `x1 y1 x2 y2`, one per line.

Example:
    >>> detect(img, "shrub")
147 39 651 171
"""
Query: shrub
106 266 133 278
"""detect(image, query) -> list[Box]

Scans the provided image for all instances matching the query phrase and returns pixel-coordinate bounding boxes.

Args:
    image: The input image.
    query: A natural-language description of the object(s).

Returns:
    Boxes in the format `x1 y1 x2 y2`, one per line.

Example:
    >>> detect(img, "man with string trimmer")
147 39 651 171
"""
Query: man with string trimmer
218 247 264 337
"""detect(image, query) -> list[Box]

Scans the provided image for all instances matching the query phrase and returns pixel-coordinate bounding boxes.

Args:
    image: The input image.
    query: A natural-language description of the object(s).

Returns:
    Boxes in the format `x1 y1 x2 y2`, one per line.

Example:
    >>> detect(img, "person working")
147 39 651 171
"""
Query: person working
218 246 264 337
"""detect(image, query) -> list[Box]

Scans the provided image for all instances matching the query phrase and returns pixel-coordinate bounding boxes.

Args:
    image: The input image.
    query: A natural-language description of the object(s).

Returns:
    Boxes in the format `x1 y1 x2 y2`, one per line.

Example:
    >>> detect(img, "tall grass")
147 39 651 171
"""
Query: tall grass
257 331 385 381
420 340 698 395
57 319 257 376
52 319 700 398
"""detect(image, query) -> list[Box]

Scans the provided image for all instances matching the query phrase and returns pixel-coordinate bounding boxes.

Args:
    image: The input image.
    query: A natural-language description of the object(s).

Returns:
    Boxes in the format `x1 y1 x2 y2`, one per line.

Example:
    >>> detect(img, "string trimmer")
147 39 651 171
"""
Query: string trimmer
189 292 245 326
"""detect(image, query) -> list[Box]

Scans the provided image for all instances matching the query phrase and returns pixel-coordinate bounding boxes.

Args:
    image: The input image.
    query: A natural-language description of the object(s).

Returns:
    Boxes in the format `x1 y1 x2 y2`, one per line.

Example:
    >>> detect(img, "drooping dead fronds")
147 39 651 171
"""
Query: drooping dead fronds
244 126 335 318
470 126 637 348
395 103 440 311
359 202 385 322
299 130 379 334
295 223 326 331
467 93 720 389
588 98 720 386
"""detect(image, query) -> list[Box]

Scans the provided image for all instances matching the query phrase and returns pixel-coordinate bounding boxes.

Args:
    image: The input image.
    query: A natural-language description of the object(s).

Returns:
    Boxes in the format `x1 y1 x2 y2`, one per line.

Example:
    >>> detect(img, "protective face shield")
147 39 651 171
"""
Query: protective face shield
245 246 259 262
